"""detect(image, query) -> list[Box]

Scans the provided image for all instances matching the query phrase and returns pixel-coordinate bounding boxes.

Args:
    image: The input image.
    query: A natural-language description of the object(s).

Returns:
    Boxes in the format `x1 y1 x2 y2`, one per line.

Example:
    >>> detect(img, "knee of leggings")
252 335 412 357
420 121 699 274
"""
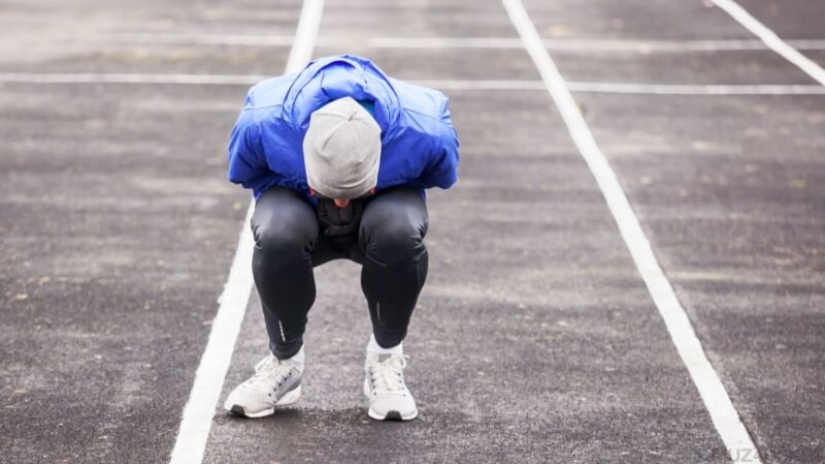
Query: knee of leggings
365 223 426 267
254 224 313 257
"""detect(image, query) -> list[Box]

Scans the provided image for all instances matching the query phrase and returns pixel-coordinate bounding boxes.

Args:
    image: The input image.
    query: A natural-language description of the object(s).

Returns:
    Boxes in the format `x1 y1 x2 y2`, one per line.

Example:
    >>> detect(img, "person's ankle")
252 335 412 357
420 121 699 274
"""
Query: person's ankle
366 333 402 355
275 345 305 371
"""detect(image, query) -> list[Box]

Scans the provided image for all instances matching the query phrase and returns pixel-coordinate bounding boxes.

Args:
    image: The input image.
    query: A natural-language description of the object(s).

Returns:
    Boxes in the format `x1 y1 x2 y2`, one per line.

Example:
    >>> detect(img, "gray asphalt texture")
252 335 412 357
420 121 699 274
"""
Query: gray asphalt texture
1 0 823 463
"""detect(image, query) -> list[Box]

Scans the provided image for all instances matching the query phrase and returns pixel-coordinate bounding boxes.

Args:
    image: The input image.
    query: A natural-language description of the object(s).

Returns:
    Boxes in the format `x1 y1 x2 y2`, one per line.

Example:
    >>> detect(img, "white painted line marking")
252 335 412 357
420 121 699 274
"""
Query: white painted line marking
4 72 825 96
368 37 784 52
167 205 255 464
368 37 523 49
412 79 545 90
413 80 825 95
286 0 324 77
114 32 299 46
546 38 825 52
564 82 825 95
502 0 763 463
0 73 266 85
166 0 324 463
788 39 825 51
711 0 825 86
99 32 825 51
3 72 825 96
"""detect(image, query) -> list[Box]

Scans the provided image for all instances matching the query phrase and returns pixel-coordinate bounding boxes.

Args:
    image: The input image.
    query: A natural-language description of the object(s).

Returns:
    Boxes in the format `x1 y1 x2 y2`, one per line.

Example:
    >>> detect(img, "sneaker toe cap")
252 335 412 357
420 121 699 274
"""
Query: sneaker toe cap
369 394 417 417
224 386 270 414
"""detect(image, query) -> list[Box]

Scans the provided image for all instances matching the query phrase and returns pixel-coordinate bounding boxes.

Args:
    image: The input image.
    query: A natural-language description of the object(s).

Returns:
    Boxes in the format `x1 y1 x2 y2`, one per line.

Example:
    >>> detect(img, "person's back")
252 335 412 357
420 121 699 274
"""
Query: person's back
228 54 458 201
223 54 459 421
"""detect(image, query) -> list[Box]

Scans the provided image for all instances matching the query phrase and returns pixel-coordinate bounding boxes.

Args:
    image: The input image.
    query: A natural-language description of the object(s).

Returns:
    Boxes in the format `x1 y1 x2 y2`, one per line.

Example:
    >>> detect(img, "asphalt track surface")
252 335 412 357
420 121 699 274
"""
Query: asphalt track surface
0 0 823 463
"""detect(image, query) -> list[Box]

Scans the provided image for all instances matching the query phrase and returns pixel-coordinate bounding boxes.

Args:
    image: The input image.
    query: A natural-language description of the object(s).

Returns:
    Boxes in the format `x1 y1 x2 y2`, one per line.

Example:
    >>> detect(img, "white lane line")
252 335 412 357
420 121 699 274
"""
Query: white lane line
286 0 325 76
167 205 255 464
367 37 523 49
0 73 266 85
368 37 779 52
550 38 825 52
789 39 825 51
4 73 825 96
114 32 299 46
502 0 763 463
711 0 825 86
412 79 544 90
98 32 825 51
564 82 825 95
413 80 825 95
166 0 323 463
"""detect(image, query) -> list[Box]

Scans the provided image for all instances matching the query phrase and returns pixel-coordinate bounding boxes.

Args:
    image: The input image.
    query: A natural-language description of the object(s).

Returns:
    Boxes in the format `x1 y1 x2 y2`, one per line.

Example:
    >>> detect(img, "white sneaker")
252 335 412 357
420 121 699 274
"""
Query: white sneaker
363 353 418 421
224 354 302 418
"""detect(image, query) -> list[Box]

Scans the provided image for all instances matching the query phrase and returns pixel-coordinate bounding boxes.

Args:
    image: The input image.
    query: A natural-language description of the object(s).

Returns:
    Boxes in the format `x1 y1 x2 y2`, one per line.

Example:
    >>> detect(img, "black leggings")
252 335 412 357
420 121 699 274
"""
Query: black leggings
250 186 429 359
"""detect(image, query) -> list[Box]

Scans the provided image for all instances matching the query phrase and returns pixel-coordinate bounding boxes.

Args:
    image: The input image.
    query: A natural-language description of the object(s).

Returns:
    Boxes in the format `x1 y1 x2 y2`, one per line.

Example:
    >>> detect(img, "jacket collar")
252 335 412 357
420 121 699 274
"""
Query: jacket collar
283 55 402 142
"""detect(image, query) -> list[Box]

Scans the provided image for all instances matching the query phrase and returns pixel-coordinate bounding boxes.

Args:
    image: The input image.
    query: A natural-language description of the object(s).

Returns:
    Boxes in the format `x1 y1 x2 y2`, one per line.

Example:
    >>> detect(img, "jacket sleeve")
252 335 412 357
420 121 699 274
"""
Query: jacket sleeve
419 103 460 190
227 109 272 194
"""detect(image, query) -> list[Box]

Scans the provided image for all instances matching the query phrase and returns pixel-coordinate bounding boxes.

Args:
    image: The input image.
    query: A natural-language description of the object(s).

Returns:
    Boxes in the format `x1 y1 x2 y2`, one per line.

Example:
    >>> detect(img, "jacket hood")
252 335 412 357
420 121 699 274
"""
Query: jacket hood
282 55 402 142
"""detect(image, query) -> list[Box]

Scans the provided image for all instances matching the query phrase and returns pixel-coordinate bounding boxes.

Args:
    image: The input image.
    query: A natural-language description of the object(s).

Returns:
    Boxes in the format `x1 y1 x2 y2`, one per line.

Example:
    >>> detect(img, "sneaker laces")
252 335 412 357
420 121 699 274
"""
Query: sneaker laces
368 354 409 396
246 355 294 391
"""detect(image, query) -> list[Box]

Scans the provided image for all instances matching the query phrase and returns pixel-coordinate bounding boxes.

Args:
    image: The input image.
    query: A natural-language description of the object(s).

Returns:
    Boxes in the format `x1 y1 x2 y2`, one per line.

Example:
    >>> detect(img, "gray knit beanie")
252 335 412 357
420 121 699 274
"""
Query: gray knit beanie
303 97 381 199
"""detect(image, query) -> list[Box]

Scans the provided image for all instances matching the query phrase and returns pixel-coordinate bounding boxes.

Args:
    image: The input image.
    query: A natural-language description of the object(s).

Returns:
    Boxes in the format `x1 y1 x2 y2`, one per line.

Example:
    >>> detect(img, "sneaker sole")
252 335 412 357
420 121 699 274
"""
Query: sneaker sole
367 407 418 421
227 385 302 419
362 379 418 421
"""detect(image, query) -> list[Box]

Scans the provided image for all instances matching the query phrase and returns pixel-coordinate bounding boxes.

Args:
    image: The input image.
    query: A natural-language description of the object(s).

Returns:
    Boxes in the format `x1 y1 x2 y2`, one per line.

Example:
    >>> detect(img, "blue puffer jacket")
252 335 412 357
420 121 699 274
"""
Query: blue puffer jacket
227 54 460 203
